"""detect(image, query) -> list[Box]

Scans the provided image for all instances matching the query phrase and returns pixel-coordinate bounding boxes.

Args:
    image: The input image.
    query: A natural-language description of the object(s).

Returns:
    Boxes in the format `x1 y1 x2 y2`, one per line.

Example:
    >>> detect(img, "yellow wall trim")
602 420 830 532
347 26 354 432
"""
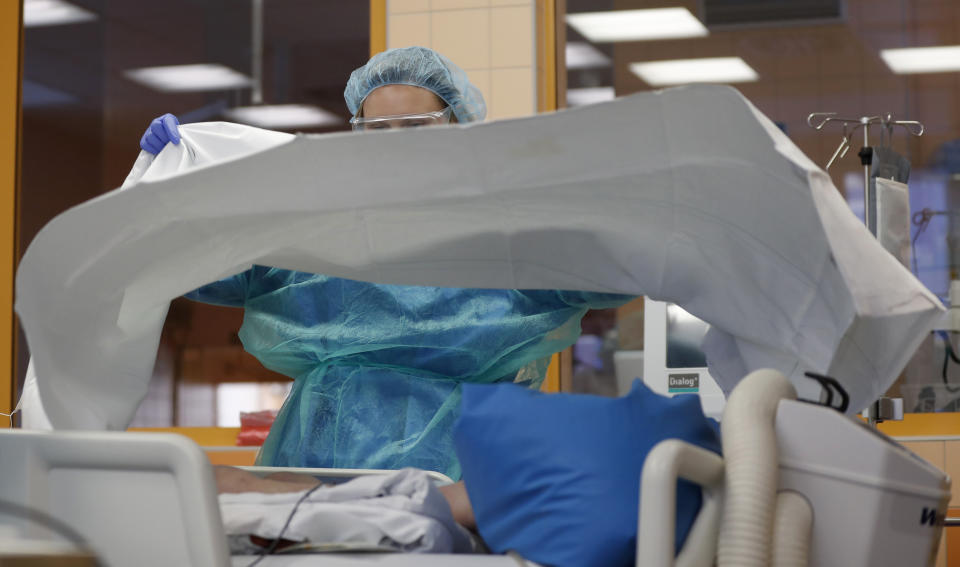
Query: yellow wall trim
542 353 560 392
535 0 557 113
130 427 258 465
877 413 960 438
129 426 241 446
0 2 22 427
206 449 258 466
370 0 387 58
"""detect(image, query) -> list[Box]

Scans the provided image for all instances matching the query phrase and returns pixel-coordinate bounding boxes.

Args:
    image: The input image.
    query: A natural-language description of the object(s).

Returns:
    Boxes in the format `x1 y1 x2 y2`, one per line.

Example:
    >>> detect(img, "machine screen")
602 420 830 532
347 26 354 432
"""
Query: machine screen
666 304 710 369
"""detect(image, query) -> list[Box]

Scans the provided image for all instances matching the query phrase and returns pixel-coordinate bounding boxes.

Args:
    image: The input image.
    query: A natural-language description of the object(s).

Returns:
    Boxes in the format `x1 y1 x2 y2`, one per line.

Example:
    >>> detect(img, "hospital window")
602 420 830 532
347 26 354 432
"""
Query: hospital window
19 1 369 428
565 0 960 414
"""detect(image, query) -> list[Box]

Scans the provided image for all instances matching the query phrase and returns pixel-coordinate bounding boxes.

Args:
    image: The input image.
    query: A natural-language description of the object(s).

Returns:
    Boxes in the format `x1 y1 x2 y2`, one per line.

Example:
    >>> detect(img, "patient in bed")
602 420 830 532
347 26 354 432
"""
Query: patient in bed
215 380 720 566
214 466 475 523
214 465 477 555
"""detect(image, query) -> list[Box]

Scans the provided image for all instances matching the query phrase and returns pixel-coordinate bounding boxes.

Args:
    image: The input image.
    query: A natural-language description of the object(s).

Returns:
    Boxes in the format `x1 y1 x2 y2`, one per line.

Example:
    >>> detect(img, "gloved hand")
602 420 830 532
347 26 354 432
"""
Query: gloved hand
139 113 181 155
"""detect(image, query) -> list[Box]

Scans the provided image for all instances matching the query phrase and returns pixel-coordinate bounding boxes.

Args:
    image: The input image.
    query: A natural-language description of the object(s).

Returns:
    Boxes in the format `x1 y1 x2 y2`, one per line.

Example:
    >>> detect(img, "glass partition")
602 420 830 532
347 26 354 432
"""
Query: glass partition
564 0 960 412
20 0 369 426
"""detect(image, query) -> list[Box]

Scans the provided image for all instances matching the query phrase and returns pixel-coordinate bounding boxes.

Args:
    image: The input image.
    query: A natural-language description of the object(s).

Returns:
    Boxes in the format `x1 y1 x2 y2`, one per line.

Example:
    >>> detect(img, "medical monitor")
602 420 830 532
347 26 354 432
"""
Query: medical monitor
642 298 726 419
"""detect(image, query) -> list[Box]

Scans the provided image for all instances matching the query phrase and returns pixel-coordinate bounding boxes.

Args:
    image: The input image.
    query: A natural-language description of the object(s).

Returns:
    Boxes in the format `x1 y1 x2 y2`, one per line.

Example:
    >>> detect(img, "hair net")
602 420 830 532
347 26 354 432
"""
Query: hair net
344 46 487 123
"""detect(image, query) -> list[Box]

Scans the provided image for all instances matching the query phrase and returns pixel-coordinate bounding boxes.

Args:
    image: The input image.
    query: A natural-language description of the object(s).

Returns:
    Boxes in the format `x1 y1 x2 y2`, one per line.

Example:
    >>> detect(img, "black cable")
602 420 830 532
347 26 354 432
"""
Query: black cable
911 208 934 277
245 482 325 567
938 331 960 394
0 498 104 566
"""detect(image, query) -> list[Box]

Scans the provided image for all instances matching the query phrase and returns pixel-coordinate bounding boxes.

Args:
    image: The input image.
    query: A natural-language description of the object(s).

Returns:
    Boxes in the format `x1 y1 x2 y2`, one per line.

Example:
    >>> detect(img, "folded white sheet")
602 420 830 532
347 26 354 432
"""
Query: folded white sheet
220 469 474 555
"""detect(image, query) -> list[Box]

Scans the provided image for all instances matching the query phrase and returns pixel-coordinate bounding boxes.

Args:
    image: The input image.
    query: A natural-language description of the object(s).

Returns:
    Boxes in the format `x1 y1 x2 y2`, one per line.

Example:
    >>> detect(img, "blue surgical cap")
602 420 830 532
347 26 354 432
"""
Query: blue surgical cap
344 46 487 123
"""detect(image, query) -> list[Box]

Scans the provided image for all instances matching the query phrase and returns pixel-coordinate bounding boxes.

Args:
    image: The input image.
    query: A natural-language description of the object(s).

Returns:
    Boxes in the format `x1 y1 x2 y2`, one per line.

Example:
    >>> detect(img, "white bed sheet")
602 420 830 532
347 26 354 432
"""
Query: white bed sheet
16 84 943 430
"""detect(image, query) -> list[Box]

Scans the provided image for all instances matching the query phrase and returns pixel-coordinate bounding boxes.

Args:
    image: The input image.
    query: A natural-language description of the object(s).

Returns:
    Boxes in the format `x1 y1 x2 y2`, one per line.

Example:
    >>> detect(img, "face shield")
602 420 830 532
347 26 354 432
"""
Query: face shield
350 107 453 132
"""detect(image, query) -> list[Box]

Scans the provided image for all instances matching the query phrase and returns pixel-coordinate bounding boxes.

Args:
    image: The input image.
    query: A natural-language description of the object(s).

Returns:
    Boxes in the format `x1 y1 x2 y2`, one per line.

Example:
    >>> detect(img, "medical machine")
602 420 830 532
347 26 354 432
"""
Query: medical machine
638 369 949 567
639 298 726 419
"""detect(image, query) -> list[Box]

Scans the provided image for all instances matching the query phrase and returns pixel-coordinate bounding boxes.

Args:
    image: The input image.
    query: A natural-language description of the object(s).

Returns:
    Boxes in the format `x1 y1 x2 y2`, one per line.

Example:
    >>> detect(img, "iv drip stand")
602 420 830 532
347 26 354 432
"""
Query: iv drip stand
807 112 924 427
807 113 924 235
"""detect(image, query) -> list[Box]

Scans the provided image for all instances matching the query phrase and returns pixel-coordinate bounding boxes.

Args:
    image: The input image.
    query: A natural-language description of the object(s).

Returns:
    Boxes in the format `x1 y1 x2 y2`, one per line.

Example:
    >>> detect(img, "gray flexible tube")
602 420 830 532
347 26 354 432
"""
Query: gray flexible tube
772 491 814 567
717 368 797 567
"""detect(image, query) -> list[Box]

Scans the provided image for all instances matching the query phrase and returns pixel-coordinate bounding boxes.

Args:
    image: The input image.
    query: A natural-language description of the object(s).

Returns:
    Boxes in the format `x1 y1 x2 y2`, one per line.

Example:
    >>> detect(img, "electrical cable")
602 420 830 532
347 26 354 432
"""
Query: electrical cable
911 208 935 277
0 498 104 566
936 331 960 394
0 409 16 427
245 482 325 567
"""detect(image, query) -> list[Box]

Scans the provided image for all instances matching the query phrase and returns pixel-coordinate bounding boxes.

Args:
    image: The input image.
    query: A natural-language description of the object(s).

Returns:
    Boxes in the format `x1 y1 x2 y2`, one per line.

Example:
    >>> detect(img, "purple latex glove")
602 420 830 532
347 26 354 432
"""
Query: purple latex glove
139 113 181 155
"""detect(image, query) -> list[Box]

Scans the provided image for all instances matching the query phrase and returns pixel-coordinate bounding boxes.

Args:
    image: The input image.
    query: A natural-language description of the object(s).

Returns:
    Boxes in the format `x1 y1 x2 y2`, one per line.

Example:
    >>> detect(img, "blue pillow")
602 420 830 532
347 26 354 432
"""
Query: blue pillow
453 380 721 567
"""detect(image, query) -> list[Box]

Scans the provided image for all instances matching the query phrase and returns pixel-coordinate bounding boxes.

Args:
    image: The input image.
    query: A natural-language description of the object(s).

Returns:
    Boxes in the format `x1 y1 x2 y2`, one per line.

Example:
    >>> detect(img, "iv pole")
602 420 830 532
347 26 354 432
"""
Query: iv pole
251 0 263 106
807 112 924 426
806 112 924 235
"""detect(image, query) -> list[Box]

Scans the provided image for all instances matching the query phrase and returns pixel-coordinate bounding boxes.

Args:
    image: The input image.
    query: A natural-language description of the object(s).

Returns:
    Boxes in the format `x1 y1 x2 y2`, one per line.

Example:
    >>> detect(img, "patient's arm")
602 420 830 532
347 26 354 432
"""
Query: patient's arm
214 465 323 494
215 466 325 551
214 466 477 531
439 481 476 530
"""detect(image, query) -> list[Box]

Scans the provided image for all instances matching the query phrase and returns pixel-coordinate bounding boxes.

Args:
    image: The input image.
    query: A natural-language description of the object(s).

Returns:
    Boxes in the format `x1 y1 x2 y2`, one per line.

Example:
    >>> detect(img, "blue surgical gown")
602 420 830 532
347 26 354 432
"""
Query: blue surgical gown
187 266 632 479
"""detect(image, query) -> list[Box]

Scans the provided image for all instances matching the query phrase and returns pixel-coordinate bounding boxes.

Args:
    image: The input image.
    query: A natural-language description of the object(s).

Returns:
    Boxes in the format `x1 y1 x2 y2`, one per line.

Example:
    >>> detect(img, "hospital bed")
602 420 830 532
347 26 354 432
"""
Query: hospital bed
0 428 535 566
0 367 949 567
3 85 952 566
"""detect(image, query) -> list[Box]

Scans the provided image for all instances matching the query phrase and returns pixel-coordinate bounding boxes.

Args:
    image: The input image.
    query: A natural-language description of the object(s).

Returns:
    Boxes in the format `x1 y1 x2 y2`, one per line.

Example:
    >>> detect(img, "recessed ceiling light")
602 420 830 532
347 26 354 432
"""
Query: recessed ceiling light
566 42 611 70
880 45 960 74
629 57 758 87
125 64 252 93
24 0 97 27
223 104 341 130
567 87 616 107
566 8 708 43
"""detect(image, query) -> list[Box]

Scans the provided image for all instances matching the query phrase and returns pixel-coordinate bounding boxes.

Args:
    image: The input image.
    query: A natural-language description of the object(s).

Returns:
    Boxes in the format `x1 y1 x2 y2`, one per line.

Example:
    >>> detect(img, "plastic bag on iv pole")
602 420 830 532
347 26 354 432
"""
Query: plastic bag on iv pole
867 146 912 268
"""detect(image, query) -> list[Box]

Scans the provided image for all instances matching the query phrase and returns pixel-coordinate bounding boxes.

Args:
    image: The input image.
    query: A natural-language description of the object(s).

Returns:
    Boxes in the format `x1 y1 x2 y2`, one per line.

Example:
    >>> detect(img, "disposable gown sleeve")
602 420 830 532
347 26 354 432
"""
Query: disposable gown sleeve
530 290 636 310
183 270 251 307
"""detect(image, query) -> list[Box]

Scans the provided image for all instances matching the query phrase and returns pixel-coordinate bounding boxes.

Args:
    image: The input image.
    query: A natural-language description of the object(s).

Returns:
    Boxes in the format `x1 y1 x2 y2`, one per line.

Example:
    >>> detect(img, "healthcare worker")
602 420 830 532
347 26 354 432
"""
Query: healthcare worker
139 46 632 480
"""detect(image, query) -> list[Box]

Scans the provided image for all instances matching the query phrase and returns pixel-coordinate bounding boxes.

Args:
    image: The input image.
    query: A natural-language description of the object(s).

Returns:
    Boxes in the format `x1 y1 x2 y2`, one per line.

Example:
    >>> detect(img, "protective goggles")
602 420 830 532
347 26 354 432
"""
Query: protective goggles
350 107 453 131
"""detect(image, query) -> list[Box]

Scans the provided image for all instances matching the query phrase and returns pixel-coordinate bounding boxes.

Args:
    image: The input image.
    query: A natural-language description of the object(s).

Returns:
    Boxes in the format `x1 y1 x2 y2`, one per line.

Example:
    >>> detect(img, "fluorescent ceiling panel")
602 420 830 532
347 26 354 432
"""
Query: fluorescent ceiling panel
24 0 97 27
223 104 341 130
630 57 758 87
125 64 252 93
567 87 616 107
566 42 611 70
566 8 707 43
880 45 960 74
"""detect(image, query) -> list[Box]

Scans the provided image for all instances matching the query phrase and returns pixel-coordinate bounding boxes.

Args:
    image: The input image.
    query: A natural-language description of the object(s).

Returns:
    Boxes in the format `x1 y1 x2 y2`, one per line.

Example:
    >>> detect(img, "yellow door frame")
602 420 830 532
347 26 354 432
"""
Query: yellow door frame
1 3 22 427
370 0 387 58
